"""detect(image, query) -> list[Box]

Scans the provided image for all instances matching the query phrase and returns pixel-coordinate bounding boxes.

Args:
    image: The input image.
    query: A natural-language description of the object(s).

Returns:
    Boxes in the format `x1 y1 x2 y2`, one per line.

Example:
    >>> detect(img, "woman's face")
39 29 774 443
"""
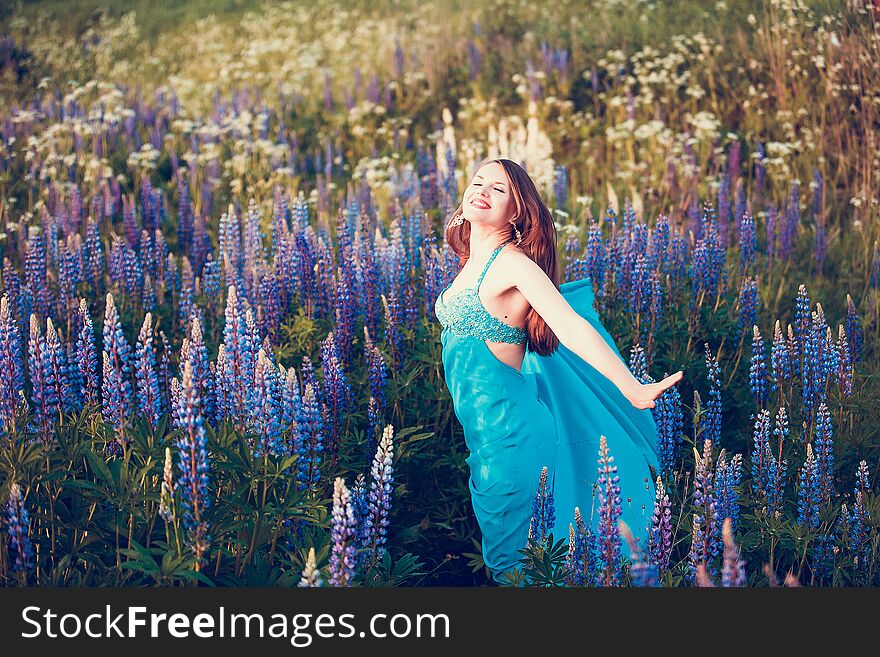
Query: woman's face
460 161 516 229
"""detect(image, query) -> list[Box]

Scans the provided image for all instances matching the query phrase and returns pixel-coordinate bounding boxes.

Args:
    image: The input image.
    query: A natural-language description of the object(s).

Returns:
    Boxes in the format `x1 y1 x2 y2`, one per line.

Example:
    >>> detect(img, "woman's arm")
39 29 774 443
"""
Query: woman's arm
504 253 682 408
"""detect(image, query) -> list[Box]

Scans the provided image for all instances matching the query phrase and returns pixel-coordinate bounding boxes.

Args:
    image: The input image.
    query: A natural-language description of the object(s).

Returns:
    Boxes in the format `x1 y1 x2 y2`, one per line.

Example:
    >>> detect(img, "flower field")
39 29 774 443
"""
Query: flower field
0 0 879 587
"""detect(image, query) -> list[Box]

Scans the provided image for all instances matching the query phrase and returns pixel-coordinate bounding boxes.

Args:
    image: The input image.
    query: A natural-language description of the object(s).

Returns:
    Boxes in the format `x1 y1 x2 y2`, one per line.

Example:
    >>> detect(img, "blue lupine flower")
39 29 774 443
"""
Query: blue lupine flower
770 319 791 394
585 221 608 294
794 284 811 355
4 482 34 577
765 449 788 515
76 298 99 409
653 371 683 480
596 436 622 586
185 317 214 423
529 464 556 546
814 400 836 504
649 477 673 576
736 277 758 341
749 325 768 407
350 472 370 568
250 348 282 458
739 211 758 276
797 443 821 530
175 359 210 564
320 331 353 461
329 476 357 587
135 313 162 430
102 293 133 443
845 294 863 365
296 382 324 491
28 314 57 441
44 318 71 414
720 518 747 587
749 413 768 482
222 286 254 423
0 294 25 430
363 326 388 411
715 450 743 533
364 423 395 566
566 506 600 587
704 343 722 445
628 343 649 383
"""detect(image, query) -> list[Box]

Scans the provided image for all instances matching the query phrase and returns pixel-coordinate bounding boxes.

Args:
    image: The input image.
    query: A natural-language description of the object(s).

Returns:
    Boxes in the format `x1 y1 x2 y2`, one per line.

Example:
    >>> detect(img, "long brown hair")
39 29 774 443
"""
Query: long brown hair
444 157 561 356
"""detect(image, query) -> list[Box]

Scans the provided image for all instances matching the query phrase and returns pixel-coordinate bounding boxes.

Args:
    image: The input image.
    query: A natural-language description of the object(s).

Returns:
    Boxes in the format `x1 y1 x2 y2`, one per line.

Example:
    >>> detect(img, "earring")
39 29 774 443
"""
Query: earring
448 212 465 229
510 219 522 244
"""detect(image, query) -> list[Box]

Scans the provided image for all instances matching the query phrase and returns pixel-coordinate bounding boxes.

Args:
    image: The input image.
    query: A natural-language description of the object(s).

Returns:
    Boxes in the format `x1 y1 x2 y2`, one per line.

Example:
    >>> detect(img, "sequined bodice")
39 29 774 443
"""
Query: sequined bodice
434 237 528 345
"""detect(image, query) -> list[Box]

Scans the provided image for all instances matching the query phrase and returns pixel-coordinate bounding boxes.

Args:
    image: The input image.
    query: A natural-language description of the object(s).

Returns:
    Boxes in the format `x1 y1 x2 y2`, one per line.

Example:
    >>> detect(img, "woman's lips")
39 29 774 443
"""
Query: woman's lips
471 198 490 209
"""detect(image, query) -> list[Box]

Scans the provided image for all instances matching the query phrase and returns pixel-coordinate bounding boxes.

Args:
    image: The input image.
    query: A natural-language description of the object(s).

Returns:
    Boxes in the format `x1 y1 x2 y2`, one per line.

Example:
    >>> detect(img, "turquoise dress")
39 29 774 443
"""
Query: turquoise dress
434 236 659 584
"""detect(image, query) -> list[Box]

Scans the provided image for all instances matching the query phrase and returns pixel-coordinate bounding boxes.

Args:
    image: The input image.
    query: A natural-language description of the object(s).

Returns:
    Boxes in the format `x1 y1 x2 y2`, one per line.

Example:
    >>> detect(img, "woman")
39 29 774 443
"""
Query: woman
434 158 683 584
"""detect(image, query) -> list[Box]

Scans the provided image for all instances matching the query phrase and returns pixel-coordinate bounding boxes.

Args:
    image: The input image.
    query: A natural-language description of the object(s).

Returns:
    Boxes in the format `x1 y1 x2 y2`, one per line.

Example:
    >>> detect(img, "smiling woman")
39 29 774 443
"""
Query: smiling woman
435 158 683 583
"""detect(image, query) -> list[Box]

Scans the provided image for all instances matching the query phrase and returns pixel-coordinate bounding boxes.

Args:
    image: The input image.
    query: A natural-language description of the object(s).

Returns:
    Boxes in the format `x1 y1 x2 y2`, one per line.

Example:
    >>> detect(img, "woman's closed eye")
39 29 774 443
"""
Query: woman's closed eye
473 183 505 193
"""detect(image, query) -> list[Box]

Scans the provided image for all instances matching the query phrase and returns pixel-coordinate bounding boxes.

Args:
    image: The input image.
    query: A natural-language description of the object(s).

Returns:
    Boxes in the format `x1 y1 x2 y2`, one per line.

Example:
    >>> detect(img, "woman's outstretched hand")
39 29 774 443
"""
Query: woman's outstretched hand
624 371 684 410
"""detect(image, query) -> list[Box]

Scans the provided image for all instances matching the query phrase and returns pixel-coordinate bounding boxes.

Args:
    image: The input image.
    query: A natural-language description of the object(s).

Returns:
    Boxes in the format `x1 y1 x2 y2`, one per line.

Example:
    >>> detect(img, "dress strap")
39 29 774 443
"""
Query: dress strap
475 236 515 291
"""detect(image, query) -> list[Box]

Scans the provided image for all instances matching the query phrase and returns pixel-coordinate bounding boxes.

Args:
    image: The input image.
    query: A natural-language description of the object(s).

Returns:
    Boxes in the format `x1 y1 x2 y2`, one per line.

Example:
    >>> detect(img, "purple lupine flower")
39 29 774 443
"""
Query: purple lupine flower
749 325 768 407
320 331 352 462
4 482 34 577
596 436 622 586
529 464 556 546
845 294 863 365
813 400 836 504
689 438 721 581
620 522 659 587
649 477 673 576
250 348 282 458
835 324 853 400
280 364 301 439
102 293 133 444
134 313 162 430
704 343 722 445
175 359 210 564
28 314 57 441
797 443 821 530
739 212 757 277
296 382 324 491
364 423 395 566
76 299 99 409
0 294 25 430
329 476 357 587
770 319 791 395
720 518 747 587
846 491 870 571
24 226 48 319
715 450 743 533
